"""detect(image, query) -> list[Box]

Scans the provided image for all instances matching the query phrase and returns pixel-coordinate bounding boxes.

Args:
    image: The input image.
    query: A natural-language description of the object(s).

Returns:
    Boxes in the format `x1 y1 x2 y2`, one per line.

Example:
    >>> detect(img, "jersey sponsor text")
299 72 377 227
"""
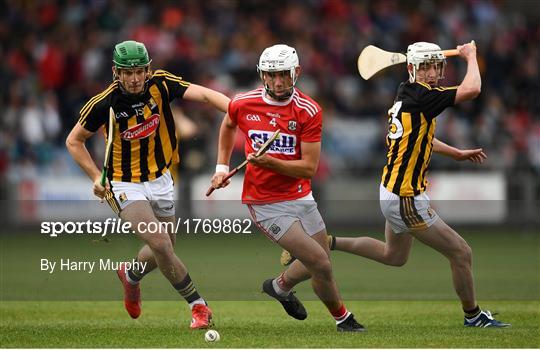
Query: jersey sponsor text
248 130 296 155
120 114 160 140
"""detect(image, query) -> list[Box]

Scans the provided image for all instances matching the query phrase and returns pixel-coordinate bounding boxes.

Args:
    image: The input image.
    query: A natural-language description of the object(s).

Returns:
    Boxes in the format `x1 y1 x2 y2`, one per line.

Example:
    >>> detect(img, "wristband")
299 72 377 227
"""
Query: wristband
215 164 229 174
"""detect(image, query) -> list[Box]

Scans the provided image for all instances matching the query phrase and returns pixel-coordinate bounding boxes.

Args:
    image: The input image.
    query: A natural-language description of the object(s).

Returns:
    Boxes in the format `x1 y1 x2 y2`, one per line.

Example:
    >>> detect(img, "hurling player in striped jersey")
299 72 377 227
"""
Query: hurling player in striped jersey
66 40 230 329
284 41 509 328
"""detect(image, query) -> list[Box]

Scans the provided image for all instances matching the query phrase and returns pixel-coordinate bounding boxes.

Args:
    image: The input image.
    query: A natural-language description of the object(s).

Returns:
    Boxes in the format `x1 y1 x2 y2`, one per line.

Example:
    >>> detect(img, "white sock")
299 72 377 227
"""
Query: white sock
336 311 351 325
272 278 290 297
188 298 206 310
125 269 139 285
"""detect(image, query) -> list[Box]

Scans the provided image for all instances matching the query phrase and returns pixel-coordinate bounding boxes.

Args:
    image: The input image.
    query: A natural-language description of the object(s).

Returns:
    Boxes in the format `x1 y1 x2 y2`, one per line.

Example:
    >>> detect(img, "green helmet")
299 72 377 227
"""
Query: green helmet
113 40 151 69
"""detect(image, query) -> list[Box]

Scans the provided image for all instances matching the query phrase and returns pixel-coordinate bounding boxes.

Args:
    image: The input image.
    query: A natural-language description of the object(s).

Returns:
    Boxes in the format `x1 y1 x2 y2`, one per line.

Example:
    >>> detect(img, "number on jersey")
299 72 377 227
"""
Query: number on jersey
387 101 403 140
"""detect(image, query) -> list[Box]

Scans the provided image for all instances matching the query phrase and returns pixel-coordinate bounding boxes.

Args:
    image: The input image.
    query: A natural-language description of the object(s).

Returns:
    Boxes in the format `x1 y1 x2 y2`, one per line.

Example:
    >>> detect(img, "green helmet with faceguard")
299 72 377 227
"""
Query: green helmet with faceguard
113 40 152 69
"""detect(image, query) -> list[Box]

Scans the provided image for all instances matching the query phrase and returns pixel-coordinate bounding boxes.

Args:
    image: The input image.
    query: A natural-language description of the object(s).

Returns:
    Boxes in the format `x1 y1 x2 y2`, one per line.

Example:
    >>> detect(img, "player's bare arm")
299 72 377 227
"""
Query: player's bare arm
455 42 481 104
433 138 487 163
247 141 320 179
183 84 230 113
211 114 237 189
65 123 108 198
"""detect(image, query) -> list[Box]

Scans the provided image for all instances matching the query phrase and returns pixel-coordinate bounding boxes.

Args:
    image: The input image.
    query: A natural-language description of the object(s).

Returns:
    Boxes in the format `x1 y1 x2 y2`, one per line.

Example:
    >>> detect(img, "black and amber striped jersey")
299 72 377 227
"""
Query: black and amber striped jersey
78 70 190 183
381 81 457 196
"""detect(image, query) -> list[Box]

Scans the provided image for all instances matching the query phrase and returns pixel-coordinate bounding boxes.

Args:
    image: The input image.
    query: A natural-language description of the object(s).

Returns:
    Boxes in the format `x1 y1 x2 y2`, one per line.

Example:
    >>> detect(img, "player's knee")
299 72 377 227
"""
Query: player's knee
449 241 472 266
309 256 332 277
457 242 473 263
147 237 174 256
386 254 408 267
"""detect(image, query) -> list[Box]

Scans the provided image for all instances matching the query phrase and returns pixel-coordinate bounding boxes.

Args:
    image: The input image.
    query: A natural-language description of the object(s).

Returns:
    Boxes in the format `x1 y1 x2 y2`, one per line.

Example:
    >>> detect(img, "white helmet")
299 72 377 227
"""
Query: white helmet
406 42 446 83
257 44 299 99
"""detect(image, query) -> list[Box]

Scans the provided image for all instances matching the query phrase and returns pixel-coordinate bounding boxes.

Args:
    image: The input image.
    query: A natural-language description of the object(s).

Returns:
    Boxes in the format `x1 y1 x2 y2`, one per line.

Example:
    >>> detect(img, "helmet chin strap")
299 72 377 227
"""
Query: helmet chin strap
117 78 151 98
118 81 149 97
409 67 416 83
265 85 294 101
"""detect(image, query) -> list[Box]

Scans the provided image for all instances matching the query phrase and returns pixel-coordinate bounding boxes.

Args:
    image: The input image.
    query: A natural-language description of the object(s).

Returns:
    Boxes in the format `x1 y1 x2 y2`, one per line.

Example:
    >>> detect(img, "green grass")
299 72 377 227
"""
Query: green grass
1 230 539 301
1 300 538 348
0 230 539 347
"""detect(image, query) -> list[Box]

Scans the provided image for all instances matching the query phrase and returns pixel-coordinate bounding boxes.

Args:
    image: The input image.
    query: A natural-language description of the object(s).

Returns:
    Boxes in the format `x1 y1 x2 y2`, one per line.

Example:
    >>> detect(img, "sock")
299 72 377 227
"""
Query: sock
330 236 337 250
273 273 291 296
330 303 350 324
125 269 139 285
272 279 290 297
173 273 203 305
188 298 207 310
464 305 481 319
125 258 149 284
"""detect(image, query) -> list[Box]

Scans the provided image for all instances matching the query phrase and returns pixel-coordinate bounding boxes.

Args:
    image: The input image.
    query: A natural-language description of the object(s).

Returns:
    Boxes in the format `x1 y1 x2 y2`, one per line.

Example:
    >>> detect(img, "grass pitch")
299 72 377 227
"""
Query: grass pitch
1 300 538 348
0 229 539 347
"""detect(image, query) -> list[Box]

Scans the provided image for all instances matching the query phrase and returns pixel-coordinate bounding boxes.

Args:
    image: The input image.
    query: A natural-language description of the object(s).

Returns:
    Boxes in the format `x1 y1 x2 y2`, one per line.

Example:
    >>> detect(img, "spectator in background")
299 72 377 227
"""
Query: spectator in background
1 1 538 198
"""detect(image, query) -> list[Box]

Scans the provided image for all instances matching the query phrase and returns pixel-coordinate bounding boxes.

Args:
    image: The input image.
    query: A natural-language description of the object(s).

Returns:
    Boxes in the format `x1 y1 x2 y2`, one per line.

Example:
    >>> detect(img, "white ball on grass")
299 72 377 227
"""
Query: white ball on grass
204 329 220 342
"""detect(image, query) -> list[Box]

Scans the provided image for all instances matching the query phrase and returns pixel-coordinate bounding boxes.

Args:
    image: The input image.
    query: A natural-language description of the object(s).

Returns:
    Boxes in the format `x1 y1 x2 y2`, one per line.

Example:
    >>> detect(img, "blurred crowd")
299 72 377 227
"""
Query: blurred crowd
1 0 539 192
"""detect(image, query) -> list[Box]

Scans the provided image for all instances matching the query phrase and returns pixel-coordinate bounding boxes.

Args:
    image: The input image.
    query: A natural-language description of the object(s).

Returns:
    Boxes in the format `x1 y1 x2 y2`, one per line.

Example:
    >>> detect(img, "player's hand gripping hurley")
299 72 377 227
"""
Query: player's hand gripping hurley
100 107 115 187
206 129 281 197
357 41 475 80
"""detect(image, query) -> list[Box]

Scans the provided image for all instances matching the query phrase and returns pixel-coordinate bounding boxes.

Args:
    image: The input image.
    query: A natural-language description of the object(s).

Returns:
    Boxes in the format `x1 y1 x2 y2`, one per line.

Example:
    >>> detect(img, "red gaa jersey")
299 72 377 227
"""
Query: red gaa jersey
228 87 322 204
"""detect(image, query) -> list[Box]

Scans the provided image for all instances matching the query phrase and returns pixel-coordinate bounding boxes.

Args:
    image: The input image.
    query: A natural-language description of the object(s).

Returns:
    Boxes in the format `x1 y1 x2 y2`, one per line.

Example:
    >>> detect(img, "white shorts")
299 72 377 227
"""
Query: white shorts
379 184 439 234
246 193 326 242
107 171 175 217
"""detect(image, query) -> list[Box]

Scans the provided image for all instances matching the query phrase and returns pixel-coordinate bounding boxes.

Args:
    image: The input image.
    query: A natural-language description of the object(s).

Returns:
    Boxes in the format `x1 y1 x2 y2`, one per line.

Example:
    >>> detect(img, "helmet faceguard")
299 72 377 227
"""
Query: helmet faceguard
257 44 299 100
406 42 446 84
113 40 152 95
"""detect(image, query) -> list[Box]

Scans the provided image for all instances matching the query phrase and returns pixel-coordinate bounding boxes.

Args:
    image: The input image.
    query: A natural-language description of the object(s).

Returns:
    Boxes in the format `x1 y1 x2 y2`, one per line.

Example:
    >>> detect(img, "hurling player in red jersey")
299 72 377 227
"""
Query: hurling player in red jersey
210 44 364 332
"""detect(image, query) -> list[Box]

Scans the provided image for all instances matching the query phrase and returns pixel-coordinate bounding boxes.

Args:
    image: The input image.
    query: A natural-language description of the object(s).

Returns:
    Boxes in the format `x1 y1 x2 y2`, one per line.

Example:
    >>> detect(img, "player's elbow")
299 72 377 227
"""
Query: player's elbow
465 84 481 97
300 158 320 178
456 85 481 103
65 134 75 150
469 85 481 98
65 133 81 153
302 165 318 179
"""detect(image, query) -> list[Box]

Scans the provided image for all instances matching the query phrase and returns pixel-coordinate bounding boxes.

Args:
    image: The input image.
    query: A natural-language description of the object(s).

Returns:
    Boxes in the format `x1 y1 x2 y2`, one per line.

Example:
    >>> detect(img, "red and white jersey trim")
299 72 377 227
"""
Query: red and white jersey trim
232 88 263 103
236 88 320 118
262 89 319 117
292 92 319 117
